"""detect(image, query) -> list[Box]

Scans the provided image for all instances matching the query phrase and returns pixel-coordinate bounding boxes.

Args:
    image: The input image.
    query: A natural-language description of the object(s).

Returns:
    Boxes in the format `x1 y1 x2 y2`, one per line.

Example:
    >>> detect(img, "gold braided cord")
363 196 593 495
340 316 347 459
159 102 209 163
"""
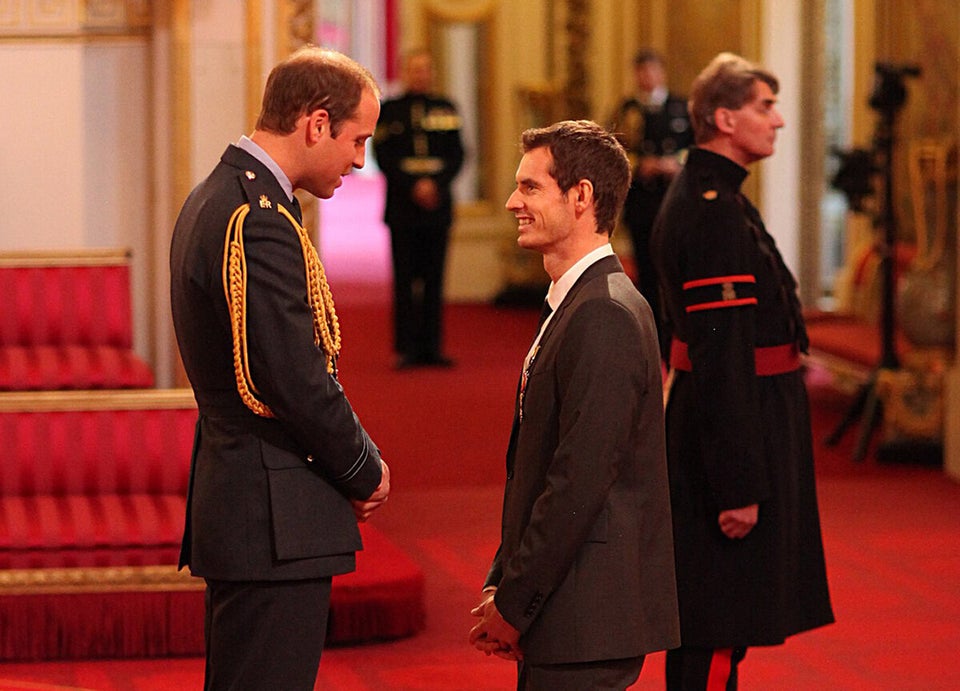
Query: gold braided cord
222 201 342 418
223 204 274 418
277 203 341 373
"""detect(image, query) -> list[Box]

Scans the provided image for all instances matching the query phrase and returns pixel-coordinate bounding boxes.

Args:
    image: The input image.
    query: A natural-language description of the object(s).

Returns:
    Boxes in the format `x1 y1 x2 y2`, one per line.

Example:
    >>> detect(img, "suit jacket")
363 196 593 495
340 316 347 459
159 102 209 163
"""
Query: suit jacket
373 91 464 229
485 255 680 664
170 144 383 582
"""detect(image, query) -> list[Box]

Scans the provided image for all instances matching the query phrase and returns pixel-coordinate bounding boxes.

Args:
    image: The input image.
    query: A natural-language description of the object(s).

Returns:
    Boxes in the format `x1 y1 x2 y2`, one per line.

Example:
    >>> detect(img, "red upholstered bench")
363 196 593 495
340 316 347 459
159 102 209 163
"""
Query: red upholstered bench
0 389 424 660
0 249 154 390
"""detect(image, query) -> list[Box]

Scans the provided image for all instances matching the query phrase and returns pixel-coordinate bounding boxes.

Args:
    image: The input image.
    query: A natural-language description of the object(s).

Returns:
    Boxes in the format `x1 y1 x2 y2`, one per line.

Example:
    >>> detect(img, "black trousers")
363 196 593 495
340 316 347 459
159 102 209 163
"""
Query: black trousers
389 222 450 361
517 655 645 691
204 577 332 691
665 646 748 691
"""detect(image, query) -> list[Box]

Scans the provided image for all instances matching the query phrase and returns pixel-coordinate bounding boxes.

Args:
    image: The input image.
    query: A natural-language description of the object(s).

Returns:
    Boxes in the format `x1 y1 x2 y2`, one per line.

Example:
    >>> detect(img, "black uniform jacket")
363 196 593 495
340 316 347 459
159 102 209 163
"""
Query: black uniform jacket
485 255 680 664
651 147 834 646
373 92 464 229
170 145 383 582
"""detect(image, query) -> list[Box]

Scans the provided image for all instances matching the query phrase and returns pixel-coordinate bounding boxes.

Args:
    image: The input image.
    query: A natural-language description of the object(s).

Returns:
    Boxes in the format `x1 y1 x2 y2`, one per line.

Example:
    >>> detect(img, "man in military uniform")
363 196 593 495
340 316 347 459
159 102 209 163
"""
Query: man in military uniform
374 50 464 369
650 53 833 690
609 49 693 356
170 47 390 690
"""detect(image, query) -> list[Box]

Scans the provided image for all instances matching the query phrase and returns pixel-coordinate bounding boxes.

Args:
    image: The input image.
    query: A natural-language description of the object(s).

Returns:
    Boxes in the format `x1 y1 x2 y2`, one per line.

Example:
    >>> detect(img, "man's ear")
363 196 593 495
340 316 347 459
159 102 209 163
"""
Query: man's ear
713 107 735 134
307 109 330 143
574 179 594 212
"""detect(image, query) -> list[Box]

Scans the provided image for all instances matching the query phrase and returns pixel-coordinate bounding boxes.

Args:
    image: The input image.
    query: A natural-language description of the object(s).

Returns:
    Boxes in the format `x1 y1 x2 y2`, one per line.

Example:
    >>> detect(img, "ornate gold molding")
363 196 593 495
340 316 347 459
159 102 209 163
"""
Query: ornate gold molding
423 0 498 22
564 0 590 118
0 247 131 267
0 388 196 413
278 0 313 57
275 1 317 237
0 565 202 595
0 0 152 37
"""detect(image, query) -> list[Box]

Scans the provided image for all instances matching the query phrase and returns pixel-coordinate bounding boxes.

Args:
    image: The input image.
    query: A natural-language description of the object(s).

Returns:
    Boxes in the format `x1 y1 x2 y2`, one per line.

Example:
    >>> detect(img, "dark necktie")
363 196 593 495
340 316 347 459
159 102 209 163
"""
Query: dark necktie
536 299 553 332
291 195 303 224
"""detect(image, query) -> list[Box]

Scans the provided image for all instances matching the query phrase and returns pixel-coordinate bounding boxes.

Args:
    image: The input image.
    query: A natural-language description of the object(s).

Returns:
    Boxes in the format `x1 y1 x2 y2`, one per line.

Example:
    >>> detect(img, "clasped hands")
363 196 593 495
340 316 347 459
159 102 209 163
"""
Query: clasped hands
351 460 391 522
718 502 758 539
469 588 523 661
411 177 440 210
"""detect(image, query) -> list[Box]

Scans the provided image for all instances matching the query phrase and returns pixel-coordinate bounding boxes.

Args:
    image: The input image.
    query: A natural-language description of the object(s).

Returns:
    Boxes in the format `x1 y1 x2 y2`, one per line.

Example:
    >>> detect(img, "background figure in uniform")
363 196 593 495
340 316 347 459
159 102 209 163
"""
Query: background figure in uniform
170 47 391 690
374 50 464 369
609 48 693 356
470 120 679 690
650 53 834 690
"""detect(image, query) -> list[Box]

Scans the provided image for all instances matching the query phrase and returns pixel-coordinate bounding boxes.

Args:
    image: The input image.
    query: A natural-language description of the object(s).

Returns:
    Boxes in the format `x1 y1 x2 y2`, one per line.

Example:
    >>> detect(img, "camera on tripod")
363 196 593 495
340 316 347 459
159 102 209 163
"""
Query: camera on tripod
831 62 922 213
869 62 922 113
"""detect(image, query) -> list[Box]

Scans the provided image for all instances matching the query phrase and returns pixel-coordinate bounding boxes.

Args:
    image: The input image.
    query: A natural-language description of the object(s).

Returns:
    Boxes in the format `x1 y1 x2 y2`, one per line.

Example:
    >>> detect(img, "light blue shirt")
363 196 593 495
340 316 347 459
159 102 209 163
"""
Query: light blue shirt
236 135 297 204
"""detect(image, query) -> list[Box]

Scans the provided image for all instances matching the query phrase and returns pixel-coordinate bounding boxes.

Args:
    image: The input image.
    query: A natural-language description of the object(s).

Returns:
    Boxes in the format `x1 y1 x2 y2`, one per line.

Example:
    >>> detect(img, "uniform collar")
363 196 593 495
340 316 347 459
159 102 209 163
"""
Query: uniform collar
686 147 750 190
236 135 296 203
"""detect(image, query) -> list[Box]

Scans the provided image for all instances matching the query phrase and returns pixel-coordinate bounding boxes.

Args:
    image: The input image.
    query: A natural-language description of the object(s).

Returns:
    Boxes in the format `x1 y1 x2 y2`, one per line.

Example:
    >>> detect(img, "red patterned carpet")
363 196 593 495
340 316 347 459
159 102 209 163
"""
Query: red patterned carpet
0 176 958 689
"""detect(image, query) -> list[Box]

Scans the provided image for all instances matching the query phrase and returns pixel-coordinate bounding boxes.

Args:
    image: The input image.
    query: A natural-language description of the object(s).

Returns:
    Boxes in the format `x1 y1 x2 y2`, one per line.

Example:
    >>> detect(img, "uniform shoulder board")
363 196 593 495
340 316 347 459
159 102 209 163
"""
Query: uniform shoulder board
237 170 277 212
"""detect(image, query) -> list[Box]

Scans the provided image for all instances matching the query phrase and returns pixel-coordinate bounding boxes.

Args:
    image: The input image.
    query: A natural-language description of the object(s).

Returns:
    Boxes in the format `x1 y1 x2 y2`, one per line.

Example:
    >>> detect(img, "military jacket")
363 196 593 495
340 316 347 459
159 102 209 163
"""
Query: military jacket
373 92 464 228
650 147 833 646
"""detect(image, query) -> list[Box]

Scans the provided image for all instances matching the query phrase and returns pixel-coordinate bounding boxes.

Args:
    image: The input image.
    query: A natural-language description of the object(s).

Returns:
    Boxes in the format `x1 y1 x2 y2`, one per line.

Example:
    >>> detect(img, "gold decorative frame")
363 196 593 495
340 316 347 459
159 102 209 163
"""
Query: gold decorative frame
423 0 499 216
0 247 131 267
0 565 201 595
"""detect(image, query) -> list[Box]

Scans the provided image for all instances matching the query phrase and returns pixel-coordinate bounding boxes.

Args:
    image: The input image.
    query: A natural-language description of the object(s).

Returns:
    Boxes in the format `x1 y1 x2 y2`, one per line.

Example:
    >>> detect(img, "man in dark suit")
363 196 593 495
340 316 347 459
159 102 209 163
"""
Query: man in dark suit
651 53 833 690
373 49 464 368
609 49 693 357
170 47 390 690
469 120 679 690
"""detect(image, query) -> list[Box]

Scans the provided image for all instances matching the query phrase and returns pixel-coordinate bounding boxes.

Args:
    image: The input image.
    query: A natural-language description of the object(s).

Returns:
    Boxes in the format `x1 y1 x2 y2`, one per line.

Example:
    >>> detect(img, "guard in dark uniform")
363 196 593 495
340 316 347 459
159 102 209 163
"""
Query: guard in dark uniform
609 49 693 357
374 50 464 368
650 53 833 690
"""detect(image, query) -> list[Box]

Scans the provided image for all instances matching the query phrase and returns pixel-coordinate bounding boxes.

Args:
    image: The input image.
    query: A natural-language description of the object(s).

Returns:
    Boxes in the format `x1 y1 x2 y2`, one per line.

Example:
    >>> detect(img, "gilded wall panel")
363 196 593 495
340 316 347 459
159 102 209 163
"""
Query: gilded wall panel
876 0 958 141
666 1 746 95
0 0 151 35
875 0 958 243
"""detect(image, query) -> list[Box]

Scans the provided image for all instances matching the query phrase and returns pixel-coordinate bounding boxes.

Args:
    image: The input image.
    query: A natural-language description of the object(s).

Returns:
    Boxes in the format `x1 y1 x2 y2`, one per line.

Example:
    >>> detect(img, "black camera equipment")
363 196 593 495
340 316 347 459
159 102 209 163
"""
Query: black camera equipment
825 61 921 461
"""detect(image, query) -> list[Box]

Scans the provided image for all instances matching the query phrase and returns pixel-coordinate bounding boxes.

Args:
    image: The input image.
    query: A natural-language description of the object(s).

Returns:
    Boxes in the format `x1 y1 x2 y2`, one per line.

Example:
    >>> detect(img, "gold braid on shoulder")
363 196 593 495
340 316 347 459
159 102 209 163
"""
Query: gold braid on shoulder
222 201 341 418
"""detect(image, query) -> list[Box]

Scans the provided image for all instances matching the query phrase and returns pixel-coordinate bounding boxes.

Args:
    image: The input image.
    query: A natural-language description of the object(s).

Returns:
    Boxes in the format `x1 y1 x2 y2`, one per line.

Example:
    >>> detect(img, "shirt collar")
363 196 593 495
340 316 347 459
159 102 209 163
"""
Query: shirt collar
237 135 296 203
546 244 615 311
638 85 668 108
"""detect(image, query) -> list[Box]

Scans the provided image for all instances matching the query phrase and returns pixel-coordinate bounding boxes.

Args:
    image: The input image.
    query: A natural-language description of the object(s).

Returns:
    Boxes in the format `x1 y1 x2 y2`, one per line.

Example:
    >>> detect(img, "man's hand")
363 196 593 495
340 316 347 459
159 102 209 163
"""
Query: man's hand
469 588 522 661
351 460 390 522
718 503 758 539
411 177 440 210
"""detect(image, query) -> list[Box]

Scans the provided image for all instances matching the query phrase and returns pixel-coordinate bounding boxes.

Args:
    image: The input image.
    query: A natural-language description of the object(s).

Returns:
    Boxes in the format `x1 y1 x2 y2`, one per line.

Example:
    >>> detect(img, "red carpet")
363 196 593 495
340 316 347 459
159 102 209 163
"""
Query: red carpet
0 177 957 688
1 296 957 690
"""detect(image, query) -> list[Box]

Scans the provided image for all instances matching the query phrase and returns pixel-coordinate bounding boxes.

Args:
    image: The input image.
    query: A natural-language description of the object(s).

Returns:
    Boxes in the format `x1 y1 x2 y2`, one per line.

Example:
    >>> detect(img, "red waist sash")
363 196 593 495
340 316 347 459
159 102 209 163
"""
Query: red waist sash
670 339 801 376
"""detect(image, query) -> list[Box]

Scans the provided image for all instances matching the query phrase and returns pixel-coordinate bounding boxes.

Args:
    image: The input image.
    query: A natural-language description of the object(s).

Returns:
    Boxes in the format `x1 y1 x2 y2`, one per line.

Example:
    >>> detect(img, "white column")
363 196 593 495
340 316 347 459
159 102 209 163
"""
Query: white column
760 0 802 276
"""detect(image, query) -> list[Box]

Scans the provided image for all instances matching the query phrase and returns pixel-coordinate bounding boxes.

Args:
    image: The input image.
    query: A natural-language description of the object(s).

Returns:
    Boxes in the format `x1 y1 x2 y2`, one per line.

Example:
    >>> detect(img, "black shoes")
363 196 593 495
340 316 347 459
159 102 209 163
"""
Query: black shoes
394 353 455 370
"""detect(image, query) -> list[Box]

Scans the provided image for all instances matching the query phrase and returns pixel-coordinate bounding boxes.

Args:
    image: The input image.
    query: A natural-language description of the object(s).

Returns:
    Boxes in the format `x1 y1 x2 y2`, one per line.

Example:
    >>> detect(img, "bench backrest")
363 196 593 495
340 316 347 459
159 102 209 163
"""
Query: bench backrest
0 249 134 348
0 390 196 496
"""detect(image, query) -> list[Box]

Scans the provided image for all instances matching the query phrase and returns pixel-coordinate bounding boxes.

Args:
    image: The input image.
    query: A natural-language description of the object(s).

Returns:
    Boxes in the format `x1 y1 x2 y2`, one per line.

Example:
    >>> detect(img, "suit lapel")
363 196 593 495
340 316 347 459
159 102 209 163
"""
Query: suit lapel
504 254 624 474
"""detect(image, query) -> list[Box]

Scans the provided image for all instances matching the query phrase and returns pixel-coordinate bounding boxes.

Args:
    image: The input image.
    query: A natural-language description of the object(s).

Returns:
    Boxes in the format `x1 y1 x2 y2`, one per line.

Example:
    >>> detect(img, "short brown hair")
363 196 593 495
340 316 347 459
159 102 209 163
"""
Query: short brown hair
256 46 380 137
688 52 779 144
633 48 664 67
520 120 631 235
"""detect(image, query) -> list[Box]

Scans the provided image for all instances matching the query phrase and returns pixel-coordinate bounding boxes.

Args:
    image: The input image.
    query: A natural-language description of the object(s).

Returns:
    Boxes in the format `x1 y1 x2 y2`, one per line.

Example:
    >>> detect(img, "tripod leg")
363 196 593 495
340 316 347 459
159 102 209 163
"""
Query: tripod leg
852 381 883 462
824 374 874 446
